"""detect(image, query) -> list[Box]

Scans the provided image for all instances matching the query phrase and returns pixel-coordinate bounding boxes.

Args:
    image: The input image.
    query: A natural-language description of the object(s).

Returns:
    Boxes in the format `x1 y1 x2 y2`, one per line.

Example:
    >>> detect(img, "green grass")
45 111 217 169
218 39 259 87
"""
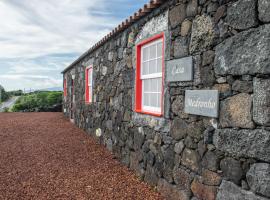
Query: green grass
11 91 63 112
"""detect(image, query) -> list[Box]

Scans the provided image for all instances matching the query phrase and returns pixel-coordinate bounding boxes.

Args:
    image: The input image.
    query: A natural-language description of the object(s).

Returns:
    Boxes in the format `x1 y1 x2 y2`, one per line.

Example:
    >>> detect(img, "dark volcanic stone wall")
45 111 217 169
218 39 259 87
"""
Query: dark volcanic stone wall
63 0 270 199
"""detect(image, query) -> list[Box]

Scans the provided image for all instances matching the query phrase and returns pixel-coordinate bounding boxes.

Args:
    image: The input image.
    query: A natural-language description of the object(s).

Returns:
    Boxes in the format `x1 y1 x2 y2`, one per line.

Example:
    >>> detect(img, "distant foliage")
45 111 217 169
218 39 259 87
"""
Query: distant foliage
11 91 63 112
0 85 10 103
7 90 23 96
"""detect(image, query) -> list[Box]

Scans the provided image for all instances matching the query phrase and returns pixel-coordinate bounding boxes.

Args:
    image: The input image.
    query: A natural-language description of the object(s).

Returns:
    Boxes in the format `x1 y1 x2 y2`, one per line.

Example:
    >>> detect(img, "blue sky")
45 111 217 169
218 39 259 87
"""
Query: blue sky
0 0 149 91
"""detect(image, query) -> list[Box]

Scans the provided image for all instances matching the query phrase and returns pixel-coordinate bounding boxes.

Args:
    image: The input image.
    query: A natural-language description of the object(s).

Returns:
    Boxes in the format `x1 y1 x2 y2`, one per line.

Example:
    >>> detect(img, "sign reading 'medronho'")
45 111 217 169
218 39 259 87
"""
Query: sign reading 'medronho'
184 90 219 118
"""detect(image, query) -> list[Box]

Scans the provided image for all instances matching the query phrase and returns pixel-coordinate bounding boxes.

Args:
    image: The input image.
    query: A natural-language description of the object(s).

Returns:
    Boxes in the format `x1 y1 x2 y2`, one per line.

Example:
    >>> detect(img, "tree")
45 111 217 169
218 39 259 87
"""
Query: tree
0 85 9 103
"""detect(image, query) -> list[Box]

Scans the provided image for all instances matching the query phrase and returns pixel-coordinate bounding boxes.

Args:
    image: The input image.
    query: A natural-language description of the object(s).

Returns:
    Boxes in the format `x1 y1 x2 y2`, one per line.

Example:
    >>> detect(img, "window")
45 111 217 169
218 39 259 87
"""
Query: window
135 33 164 116
85 66 93 103
64 78 67 97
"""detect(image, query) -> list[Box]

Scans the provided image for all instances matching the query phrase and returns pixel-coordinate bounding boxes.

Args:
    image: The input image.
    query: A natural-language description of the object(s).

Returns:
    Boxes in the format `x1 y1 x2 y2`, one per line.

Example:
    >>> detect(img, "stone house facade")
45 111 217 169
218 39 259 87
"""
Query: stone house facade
62 0 270 199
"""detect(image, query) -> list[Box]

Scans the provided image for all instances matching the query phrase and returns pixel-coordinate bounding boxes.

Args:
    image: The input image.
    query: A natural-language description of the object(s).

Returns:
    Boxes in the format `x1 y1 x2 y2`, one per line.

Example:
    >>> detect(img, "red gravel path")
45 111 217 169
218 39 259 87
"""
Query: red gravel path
0 113 163 200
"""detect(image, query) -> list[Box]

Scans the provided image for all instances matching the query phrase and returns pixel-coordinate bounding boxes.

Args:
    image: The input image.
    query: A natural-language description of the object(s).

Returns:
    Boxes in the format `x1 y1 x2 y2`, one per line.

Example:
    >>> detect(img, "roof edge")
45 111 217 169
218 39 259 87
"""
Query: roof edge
62 0 165 74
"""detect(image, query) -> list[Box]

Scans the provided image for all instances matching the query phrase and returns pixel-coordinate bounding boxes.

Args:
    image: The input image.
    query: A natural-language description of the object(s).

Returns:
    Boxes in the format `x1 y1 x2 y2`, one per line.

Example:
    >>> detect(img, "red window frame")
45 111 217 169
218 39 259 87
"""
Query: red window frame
64 78 67 97
85 66 93 104
135 33 165 117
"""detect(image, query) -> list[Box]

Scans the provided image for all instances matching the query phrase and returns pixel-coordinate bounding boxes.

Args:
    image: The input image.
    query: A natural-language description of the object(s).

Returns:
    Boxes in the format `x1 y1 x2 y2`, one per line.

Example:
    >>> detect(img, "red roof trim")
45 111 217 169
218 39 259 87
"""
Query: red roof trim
62 0 166 73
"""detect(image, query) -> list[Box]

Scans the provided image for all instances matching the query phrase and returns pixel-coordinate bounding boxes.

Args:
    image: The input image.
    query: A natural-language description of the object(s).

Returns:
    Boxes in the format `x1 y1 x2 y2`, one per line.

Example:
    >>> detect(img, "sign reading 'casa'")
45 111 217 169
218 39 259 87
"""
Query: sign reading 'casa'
166 56 193 82
184 90 219 118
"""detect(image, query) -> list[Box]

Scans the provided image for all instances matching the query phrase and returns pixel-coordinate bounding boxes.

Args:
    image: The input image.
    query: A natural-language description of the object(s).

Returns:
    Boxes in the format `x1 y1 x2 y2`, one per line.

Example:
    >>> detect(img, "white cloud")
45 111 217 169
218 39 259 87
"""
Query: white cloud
0 0 149 91
0 0 122 91
0 0 117 59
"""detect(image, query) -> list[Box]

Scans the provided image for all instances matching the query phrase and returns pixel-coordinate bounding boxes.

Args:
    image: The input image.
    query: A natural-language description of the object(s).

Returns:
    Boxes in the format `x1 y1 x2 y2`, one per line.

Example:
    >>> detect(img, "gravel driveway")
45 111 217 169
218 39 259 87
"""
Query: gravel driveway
0 113 163 200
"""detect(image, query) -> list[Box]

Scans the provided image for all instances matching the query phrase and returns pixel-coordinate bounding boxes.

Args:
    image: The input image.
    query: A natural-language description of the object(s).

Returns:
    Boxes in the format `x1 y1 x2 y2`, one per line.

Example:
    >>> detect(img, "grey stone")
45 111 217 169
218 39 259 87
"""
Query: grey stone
198 140 207 157
171 95 188 118
180 20 192 37
174 140 185 154
186 0 198 17
170 118 188 140
258 0 270 23
191 179 217 200
133 131 145 150
173 167 193 191
144 164 159 186
169 4 186 28
185 136 197 149
157 178 190 200
105 120 113 131
246 163 270 198
135 11 168 43
214 24 270 75
253 78 270 126
184 90 219 118
217 180 269 200
200 66 215 87
106 139 113 151
181 148 200 172
187 121 204 141
190 15 215 53
241 180 250 190
219 93 254 129
214 5 226 24
166 56 193 82
163 146 175 170
202 169 222 186
202 50 215 66
232 80 253 93
202 151 219 171
226 0 258 30
216 77 226 83
207 2 219 14
213 129 270 162
108 51 114 61
130 151 143 176
220 157 243 184
173 37 189 58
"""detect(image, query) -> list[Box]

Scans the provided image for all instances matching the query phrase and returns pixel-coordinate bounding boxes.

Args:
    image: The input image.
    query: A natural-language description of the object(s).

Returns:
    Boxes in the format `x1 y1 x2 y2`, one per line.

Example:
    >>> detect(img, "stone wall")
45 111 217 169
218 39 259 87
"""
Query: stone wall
63 0 270 199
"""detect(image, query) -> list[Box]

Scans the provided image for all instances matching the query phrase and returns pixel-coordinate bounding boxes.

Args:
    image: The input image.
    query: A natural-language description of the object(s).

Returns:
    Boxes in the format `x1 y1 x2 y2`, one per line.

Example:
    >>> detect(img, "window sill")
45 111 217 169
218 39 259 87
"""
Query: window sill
135 109 162 117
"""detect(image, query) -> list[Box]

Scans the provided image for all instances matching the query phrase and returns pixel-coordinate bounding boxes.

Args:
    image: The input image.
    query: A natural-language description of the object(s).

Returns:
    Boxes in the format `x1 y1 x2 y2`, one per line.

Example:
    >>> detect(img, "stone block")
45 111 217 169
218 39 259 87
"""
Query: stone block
217 180 268 200
213 129 270 162
246 163 270 198
226 0 258 30
190 15 215 53
169 4 186 28
258 0 270 23
186 0 198 17
191 179 217 200
214 24 270 75
232 80 253 93
174 140 185 154
202 169 222 186
171 95 188 118
219 93 254 128
202 50 215 66
173 37 189 58
157 179 189 200
144 164 159 187
170 118 188 140
220 157 243 184
130 151 143 177
181 148 200 172
253 78 270 126
181 20 192 37
173 167 193 191
202 151 219 171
